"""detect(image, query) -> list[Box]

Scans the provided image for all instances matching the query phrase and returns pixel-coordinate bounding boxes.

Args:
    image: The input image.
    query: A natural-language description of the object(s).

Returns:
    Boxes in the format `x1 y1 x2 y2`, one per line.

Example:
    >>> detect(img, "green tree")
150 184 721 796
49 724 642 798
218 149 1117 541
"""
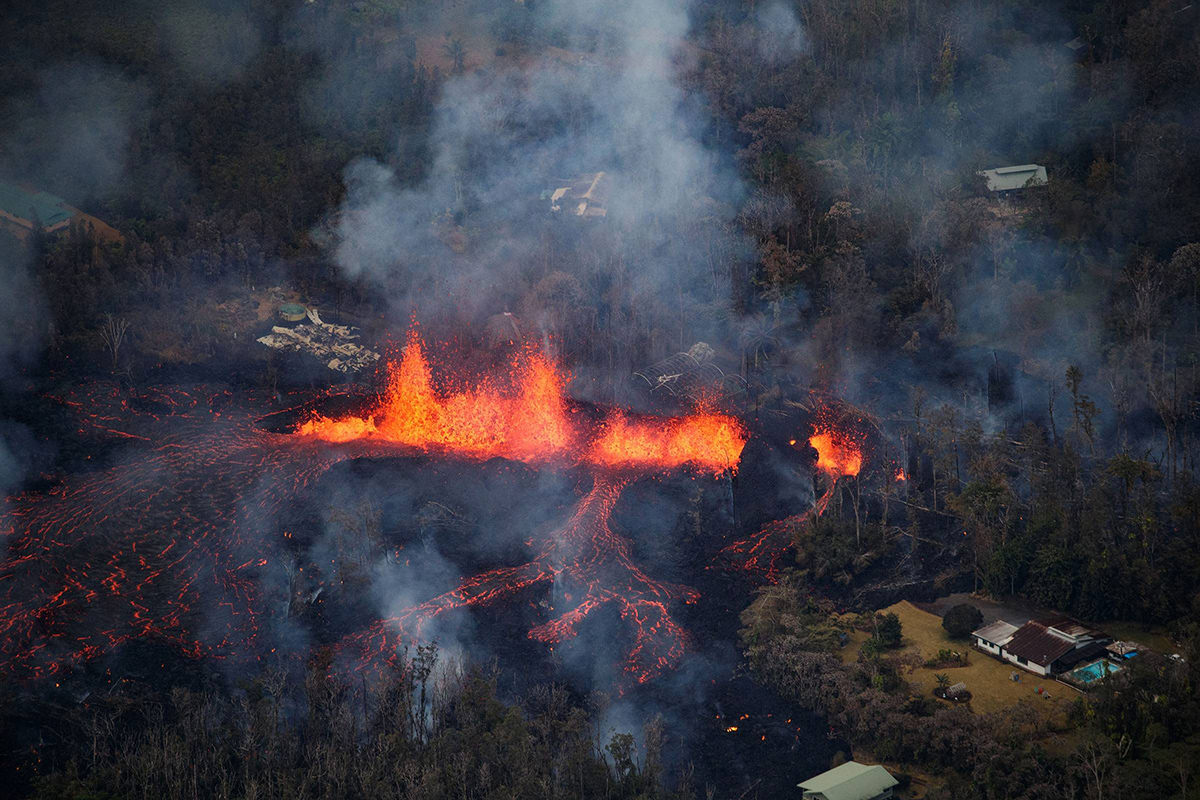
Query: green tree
942 604 984 639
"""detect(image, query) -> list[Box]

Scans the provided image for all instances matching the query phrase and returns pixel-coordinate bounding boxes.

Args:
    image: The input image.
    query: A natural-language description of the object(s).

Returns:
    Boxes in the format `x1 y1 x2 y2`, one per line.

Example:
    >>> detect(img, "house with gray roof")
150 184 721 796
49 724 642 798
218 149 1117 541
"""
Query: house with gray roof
978 164 1048 193
972 619 1019 656
798 761 899 800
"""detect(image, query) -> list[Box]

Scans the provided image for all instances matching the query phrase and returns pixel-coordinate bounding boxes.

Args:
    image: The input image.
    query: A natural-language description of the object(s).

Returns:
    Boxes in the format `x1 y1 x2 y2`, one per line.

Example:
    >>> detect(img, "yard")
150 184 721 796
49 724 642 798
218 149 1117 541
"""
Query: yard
839 601 1081 721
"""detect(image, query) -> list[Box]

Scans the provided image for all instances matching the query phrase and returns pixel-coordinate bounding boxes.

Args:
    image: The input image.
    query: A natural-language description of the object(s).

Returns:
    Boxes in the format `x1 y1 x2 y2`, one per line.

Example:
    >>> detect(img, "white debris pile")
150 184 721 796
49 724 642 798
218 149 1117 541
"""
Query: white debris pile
257 309 381 373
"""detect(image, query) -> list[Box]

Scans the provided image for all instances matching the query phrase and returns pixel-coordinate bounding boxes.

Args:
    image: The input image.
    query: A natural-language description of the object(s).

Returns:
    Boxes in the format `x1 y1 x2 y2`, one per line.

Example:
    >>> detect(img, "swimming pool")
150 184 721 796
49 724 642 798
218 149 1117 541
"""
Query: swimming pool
1070 659 1122 684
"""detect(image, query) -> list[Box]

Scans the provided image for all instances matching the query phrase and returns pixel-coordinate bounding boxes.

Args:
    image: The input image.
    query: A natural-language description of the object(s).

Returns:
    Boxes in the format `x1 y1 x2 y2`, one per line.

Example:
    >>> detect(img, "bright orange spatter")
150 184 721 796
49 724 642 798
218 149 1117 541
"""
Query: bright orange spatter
299 329 746 475
809 426 863 478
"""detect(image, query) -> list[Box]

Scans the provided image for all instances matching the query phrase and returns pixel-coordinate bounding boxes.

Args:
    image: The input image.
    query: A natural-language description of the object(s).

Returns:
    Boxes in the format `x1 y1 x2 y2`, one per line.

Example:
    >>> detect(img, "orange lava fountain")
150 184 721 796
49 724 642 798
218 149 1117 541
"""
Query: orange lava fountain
301 328 746 683
300 328 744 475
717 416 865 582
809 425 863 478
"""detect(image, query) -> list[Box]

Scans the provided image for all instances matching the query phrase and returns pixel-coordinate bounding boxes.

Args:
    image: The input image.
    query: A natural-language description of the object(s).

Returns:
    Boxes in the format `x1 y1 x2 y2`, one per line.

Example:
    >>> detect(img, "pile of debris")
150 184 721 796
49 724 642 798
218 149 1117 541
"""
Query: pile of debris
633 342 747 406
547 172 609 218
257 308 381 374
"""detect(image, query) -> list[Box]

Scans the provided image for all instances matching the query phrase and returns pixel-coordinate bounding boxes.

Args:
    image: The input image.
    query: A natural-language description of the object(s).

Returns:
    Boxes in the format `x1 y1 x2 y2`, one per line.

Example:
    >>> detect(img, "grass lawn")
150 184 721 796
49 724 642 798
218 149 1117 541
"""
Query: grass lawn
838 600 1081 723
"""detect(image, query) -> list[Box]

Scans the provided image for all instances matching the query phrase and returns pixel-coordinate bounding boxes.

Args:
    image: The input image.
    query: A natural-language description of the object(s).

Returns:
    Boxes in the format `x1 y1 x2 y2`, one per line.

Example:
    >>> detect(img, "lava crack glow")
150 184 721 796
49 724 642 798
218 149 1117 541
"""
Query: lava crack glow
718 419 865 582
303 329 745 682
1 332 746 685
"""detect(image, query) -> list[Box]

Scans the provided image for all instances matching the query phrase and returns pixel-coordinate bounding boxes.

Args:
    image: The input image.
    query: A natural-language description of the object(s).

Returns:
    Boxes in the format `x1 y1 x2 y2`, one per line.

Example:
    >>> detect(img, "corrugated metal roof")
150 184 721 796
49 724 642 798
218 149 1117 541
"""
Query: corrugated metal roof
1038 614 1104 640
1003 621 1075 667
978 164 1048 192
0 180 72 227
973 620 1018 646
798 761 898 800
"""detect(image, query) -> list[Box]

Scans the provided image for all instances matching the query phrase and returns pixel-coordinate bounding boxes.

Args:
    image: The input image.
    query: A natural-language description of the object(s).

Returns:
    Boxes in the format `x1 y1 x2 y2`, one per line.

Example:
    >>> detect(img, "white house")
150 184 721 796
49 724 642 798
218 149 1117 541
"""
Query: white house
997 616 1110 677
972 620 1018 656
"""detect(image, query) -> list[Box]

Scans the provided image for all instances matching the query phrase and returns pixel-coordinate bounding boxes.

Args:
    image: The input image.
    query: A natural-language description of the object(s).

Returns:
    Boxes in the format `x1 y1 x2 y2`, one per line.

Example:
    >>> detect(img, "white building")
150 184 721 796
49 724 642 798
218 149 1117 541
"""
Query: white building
978 164 1048 192
974 615 1109 677
972 620 1018 656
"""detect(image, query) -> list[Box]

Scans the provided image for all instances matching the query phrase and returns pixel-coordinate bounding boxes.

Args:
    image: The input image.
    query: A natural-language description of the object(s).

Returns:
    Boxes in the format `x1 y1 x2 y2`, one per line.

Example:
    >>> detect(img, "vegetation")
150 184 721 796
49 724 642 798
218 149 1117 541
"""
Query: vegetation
942 604 983 640
744 589 1200 799
17 648 685 800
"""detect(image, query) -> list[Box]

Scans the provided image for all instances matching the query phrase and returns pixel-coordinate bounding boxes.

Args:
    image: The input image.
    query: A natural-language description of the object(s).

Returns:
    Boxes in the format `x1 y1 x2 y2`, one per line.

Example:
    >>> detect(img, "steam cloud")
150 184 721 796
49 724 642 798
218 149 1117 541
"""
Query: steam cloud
329 0 750 362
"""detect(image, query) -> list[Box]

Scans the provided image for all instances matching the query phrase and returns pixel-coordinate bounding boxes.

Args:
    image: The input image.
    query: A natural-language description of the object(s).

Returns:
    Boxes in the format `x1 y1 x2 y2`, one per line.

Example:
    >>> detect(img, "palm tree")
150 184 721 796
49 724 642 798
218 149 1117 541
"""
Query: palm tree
739 314 781 374
442 37 466 75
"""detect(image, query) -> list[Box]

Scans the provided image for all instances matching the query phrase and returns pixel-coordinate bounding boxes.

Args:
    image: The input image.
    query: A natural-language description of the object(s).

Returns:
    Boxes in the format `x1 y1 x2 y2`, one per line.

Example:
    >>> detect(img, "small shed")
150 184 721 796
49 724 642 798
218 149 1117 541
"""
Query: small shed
798 761 899 800
978 164 1048 193
947 681 968 699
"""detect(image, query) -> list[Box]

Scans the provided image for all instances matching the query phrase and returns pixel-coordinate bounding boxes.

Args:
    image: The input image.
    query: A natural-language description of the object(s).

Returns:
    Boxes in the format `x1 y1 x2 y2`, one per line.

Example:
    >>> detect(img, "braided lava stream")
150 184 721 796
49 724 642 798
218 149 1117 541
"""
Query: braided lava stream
1 331 746 685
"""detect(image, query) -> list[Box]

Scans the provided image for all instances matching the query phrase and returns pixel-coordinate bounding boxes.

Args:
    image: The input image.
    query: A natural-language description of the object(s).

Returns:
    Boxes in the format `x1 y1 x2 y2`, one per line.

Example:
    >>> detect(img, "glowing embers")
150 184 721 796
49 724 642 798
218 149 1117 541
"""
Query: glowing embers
300 328 747 474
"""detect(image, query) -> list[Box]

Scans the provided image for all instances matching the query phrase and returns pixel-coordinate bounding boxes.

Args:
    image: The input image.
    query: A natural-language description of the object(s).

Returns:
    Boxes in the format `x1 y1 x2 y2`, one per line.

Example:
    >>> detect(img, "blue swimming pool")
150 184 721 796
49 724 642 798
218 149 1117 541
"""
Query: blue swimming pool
1070 659 1122 684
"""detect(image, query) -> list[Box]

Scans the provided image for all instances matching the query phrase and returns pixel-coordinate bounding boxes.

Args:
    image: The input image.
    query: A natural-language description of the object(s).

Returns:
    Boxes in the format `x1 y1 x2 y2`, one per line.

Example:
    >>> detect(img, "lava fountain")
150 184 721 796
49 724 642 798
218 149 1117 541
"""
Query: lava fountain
302 329 746 683
718 416 865 582
1 331 745 685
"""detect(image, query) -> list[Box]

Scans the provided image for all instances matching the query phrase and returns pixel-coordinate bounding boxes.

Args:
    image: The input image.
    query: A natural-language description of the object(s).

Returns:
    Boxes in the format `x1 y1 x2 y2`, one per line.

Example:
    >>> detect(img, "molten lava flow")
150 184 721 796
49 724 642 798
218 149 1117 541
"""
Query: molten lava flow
339 474 699 684
717 415 865 582
0 383 378 681
3 332 746 687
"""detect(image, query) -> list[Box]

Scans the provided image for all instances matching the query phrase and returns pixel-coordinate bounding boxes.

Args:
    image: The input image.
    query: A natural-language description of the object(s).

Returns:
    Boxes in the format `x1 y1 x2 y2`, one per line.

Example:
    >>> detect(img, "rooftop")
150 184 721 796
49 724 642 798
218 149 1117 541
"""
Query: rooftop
973 619 1019 646
0 179 73 229
978 164 1048 192
1003 621 1077 667
798 761 898 800
1039 614 1105 640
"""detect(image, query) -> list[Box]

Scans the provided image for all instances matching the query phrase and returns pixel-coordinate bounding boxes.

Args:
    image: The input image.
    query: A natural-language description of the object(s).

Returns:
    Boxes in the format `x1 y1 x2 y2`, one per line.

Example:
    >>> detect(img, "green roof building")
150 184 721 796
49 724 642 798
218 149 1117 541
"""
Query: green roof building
798 761 899 800
0 179 74 234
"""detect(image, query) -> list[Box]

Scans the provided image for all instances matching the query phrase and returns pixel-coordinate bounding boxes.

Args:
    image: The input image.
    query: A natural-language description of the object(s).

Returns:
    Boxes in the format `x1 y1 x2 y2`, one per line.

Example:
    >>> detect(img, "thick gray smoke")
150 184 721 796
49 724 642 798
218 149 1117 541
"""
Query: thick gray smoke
157 0 263 85
329 0 750 362
0 61 146 203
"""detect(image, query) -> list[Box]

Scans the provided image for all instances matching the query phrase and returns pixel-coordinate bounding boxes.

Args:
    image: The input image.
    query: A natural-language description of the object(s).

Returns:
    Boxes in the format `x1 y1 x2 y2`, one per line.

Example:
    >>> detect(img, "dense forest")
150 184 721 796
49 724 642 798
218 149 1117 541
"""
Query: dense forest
2 0 1200 797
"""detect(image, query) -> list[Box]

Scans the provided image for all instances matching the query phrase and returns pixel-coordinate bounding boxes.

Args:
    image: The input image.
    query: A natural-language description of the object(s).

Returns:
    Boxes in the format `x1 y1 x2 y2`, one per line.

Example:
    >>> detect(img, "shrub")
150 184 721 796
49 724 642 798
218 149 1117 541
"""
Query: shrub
942 603 984 639
875 612 903 648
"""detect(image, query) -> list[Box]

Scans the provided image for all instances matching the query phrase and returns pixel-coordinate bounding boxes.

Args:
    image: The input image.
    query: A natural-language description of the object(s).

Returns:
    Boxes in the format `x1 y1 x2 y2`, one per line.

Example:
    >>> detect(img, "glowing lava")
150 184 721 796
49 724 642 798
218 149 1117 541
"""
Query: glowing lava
305 329 745 682
300 328 745 475
717 415 865 582
339 474 700 684
809 426 863 478
2 332 746 686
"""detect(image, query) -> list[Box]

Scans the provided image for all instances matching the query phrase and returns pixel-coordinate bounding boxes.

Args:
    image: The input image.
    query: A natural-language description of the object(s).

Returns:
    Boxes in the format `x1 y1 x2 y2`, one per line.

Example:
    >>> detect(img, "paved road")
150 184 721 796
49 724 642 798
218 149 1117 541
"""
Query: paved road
915 592 1044 627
